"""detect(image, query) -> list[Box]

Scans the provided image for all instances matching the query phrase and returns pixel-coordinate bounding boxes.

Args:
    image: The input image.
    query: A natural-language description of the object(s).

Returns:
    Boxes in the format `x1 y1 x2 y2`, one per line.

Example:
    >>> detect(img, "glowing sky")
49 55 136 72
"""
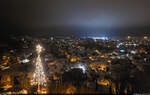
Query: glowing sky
0 0 150 37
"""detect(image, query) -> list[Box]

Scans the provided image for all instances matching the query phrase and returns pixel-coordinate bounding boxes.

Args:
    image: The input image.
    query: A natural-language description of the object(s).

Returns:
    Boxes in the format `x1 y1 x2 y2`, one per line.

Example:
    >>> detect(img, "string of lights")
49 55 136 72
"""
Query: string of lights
31 44 47 87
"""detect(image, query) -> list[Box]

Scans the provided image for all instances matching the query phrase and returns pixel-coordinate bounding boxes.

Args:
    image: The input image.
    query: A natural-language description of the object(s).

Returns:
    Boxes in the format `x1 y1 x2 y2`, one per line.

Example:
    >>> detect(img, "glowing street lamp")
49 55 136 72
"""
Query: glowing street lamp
127 36 131 40
144 36 148 40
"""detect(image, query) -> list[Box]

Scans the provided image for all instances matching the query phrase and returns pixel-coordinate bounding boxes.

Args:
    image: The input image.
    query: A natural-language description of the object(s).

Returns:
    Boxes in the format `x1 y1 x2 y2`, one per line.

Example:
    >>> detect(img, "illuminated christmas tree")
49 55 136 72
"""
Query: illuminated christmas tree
31 44 47 91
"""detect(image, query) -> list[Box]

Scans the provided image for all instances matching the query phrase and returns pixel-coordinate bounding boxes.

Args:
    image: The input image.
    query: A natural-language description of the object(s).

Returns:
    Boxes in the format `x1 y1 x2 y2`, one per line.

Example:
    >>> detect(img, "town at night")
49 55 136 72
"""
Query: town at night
1 0 150 94
1 36 150 94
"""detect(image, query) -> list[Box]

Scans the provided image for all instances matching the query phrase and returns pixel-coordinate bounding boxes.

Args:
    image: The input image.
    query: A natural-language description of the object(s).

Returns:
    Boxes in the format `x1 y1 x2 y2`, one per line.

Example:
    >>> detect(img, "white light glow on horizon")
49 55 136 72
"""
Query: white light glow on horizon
91 37 108 40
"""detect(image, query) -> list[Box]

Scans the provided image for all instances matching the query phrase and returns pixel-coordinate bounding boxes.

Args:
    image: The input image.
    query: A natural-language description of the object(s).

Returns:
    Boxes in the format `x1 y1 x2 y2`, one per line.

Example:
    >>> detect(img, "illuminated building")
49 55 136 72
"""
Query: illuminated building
1 75 13 91
97 79 110 86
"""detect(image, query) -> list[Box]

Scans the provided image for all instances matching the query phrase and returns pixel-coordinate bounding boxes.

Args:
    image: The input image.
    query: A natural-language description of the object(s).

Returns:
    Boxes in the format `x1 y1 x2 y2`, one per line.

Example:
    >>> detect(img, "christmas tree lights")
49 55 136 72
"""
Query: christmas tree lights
31 44 47 88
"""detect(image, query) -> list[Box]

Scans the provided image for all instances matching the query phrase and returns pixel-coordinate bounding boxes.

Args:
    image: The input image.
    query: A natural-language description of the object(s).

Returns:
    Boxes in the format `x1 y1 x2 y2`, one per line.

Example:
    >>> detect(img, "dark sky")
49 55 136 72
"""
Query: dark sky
1 0 150 38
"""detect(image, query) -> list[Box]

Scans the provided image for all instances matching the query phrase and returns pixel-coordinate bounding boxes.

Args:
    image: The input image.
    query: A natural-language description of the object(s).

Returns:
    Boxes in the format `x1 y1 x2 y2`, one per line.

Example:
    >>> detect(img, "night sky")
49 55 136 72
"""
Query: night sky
1 0 150 38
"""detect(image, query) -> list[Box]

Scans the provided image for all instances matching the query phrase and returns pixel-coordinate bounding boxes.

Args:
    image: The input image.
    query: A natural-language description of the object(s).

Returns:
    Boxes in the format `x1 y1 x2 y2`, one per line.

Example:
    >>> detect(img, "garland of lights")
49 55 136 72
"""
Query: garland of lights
31 44 47 87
